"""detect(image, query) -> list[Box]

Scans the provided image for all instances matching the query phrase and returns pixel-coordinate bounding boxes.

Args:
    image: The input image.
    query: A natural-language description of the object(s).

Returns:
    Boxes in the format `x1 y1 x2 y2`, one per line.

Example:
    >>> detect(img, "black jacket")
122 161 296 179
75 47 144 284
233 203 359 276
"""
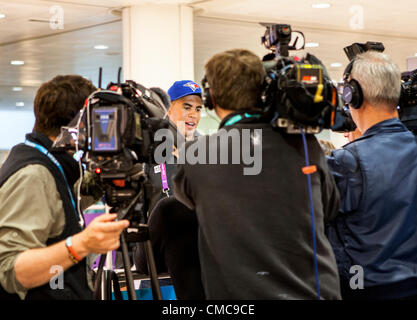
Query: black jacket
147 131 201 212
173 112 341 300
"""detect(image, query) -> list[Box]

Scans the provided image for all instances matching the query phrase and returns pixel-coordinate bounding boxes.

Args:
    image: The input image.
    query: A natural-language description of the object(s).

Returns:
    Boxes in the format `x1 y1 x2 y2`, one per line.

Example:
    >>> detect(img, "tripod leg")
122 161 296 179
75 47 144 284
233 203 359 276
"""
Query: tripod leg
112 271 123 300
106 270 113 300
144 239 162 300
120 232 137 300
93 254 107 300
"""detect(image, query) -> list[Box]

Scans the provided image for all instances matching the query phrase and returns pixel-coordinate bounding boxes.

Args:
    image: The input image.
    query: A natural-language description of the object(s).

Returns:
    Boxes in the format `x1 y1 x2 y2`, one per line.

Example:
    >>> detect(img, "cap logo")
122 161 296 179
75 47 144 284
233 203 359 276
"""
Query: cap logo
184 82 199 92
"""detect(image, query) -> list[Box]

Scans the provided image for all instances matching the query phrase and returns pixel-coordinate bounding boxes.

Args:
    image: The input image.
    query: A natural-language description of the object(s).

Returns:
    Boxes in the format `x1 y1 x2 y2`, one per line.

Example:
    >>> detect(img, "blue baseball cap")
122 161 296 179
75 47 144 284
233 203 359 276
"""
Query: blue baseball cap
168 80 202 102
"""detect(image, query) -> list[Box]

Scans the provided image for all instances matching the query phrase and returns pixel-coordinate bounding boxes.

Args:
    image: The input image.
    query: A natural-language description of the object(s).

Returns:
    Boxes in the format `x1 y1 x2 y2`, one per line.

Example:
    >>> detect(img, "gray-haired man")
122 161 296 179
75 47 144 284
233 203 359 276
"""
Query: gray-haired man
327 51 417 300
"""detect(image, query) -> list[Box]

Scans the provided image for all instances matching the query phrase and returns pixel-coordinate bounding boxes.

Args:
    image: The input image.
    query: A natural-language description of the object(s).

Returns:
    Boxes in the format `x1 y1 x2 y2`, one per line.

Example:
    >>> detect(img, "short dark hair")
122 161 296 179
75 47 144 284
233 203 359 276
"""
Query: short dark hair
205 49 266 111
33 75 96 136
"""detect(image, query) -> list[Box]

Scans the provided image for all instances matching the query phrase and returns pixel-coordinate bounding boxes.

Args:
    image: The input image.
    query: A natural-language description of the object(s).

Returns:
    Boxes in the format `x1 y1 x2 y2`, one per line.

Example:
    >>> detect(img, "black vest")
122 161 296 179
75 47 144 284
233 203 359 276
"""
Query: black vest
0 132 92 300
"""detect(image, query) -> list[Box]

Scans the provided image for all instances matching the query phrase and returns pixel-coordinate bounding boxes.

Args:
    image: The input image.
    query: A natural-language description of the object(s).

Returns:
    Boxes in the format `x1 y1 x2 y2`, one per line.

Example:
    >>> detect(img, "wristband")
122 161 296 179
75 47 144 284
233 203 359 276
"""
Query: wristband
65 236 82 264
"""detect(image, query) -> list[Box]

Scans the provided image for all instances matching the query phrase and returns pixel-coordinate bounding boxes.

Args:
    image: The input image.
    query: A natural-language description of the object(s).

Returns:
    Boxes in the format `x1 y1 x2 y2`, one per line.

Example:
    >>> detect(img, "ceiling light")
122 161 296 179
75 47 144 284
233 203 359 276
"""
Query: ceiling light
16 102 25 107
331 62 342 68
312 3 331 9
305 42 319 48
11 60 24 66
94 45 109 50
12 87 23 91
0 13 5 19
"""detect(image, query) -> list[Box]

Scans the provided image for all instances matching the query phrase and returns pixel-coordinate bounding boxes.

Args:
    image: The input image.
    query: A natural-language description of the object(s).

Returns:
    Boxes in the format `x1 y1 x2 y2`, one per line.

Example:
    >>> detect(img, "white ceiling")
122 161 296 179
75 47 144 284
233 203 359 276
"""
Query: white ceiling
195 0 417 38
0 0 416 113
192 0 417 82
0 0 117 44
0 19 123 111
193 16 417 84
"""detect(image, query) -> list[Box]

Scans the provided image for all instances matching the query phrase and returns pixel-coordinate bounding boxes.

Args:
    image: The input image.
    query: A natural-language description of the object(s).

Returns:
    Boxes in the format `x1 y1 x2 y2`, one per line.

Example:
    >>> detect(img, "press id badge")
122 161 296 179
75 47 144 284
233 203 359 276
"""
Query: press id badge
154 164 170 197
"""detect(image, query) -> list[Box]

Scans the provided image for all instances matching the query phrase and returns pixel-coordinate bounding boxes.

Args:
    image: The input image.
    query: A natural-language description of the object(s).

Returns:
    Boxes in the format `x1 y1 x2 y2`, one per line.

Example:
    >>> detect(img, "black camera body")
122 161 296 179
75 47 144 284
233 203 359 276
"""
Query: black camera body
261 23 340 134
344 42 385 61
53 80 176 209
262 24 293 57
399 69 417 133
86 90 138 177
85 82 172 176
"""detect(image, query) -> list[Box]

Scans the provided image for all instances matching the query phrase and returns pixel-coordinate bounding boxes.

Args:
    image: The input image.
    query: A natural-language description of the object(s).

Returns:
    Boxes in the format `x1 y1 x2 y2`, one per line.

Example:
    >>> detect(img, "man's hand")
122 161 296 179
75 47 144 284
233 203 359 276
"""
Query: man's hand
72 214 129 256
14 213 129 290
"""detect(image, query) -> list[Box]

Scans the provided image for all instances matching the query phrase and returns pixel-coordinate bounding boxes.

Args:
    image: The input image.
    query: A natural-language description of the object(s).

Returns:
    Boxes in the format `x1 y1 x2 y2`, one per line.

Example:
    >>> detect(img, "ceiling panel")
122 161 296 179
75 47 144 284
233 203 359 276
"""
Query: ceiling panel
0 20 123 111
194 0 417 38
193 16 417 86
0 0 117 44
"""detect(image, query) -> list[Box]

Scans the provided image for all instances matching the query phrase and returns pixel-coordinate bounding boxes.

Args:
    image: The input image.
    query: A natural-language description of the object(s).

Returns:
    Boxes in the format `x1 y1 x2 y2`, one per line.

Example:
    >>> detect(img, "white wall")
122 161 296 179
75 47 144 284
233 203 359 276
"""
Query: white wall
0 110 35 150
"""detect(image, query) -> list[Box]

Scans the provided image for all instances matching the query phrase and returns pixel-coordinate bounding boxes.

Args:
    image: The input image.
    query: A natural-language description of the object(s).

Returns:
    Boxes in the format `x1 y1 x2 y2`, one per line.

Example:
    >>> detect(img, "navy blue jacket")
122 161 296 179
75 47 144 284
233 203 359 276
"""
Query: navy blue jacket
326 118 417 298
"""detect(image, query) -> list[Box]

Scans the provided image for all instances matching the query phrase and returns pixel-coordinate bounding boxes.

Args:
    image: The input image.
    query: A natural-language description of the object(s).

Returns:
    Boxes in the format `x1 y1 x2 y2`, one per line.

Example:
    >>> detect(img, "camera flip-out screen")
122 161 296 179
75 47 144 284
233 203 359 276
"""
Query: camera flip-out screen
92 107 120 153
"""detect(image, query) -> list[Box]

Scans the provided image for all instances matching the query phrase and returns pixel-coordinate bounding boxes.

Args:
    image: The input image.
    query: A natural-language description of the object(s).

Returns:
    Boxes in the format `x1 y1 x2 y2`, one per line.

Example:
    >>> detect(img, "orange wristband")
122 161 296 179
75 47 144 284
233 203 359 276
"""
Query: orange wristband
65 236 82 263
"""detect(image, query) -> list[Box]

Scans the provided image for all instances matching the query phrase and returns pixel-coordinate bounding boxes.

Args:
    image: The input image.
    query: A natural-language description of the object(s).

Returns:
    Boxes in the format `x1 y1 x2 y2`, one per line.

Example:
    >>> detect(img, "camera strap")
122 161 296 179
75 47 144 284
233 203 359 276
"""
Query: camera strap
24 140 81 225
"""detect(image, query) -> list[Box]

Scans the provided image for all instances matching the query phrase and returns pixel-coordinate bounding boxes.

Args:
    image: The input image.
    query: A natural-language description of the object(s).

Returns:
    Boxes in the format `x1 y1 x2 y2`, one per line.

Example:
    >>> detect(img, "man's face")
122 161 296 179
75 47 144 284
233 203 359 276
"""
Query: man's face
349 105 361 132
343 128 361 142
168 95 203 138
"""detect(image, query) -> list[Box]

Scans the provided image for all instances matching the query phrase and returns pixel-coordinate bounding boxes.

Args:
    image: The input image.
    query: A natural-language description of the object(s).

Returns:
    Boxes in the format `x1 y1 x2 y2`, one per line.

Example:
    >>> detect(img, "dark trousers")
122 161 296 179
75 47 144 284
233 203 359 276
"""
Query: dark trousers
133 196 205 300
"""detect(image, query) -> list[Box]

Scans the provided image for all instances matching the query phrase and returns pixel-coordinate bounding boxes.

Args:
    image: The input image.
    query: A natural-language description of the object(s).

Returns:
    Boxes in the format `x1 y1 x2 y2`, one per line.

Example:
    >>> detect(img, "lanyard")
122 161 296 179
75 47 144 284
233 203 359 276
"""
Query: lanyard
160 163 170 197
24 140 82 225
223 112 262 127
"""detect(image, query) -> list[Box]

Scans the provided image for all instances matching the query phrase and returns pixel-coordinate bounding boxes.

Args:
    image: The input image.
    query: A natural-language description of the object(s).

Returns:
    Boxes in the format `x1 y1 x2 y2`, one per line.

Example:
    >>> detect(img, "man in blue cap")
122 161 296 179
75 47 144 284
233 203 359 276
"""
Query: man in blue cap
167 80 203 141
133 80 205 299
144 80 203 207
141 80 203 208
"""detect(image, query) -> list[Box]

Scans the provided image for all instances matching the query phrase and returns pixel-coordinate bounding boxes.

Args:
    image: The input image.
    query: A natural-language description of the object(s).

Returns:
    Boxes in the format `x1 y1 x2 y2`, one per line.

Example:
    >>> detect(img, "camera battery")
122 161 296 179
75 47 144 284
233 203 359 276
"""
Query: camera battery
92 107 120 153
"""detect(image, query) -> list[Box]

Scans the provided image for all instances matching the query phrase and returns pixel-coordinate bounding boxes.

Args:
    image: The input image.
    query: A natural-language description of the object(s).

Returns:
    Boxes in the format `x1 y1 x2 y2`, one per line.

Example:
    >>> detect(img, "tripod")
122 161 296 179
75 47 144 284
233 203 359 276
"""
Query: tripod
93 182 162 300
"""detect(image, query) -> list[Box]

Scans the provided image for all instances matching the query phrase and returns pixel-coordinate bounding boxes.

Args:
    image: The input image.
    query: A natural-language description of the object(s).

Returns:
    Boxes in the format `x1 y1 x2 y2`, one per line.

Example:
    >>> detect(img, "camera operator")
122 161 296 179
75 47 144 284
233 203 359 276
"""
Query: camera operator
172 49 341 299
326 51 417 300
0 75 129 300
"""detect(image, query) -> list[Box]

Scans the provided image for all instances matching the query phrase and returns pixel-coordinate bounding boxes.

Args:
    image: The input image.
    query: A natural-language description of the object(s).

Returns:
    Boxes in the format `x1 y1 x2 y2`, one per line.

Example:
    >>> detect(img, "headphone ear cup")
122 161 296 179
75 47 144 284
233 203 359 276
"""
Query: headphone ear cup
202 78 215 110
342 59 364 109
343 79 363 110
204 89 214 110
348 79 364 109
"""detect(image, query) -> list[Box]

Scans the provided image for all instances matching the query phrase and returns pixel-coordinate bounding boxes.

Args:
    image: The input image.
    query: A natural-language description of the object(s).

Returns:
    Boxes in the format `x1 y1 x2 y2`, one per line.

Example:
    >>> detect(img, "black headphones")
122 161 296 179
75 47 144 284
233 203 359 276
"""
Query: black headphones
342 59 364 109
201 76 216 110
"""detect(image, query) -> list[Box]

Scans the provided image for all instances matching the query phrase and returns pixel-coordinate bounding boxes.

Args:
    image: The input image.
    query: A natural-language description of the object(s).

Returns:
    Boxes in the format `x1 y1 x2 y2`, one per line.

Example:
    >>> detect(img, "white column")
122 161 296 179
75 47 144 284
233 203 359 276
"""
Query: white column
122 4 194 91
